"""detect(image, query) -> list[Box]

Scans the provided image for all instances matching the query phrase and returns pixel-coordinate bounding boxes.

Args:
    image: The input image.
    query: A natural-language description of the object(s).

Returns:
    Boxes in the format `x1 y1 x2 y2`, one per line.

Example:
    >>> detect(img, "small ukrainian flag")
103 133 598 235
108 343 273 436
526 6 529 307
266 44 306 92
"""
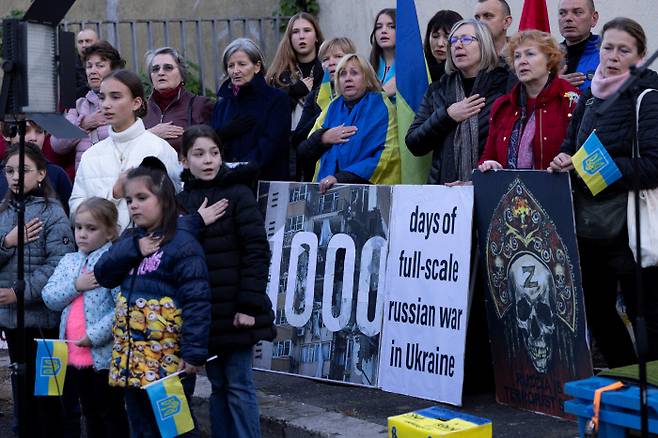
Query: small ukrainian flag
144 372 194 438
34 339 68 396
315 67 333 111
572 130 622 196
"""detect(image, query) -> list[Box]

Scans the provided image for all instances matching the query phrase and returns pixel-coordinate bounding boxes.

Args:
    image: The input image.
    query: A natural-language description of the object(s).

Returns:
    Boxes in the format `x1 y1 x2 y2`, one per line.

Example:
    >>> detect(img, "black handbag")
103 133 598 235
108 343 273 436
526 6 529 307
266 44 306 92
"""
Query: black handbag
573 184 627 240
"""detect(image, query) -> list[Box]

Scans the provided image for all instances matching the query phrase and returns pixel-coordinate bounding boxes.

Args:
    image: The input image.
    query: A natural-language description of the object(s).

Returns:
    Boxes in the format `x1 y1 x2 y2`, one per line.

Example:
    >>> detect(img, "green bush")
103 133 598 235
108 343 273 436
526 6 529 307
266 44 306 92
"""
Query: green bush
275 0 320 31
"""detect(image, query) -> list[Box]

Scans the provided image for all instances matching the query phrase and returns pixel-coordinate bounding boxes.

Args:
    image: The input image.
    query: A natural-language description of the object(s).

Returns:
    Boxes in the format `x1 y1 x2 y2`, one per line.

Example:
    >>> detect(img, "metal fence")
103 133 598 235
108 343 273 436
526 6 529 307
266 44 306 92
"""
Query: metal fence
61 17 289 97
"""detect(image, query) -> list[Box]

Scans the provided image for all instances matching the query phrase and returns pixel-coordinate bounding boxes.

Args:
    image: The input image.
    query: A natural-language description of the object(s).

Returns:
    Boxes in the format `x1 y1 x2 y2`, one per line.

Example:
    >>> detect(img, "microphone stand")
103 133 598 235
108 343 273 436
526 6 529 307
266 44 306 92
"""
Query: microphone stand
595 48 658 438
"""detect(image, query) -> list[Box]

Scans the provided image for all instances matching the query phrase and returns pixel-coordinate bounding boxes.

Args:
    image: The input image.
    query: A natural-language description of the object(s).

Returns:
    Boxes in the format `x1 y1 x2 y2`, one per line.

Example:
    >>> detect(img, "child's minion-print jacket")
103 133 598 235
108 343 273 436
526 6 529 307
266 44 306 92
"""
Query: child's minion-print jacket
94 222 211 388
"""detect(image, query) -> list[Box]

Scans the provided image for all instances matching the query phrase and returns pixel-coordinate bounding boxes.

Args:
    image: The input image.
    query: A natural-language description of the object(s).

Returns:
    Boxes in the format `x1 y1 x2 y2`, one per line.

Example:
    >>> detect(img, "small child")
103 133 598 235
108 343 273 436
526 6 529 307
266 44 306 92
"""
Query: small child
0 143 75 437
95 157 211 437
43 197 128 437
178 125 275 438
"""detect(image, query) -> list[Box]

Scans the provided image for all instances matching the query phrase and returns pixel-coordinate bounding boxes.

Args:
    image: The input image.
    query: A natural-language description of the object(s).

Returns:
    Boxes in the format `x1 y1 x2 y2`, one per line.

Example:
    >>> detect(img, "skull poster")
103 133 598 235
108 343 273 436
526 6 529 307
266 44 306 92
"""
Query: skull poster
473 171 592 418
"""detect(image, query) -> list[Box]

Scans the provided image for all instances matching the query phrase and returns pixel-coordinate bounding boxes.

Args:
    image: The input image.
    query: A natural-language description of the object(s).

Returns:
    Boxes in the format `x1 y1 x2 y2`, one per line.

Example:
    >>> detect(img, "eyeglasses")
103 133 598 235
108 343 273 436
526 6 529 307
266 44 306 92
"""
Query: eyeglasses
4 167 36 176
151 63 176 73
449 35 479 46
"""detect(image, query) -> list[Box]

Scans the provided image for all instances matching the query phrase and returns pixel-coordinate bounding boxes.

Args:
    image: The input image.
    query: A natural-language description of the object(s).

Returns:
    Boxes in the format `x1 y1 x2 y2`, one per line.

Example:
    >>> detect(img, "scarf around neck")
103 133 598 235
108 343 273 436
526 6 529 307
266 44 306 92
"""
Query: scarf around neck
591 64 631 99
452 73 481 182
152 83 182 112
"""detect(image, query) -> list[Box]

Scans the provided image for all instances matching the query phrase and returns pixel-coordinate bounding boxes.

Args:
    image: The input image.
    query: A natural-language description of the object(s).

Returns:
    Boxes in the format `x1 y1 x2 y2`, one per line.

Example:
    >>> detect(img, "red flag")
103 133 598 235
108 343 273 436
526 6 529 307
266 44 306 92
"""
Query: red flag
519 0 550 32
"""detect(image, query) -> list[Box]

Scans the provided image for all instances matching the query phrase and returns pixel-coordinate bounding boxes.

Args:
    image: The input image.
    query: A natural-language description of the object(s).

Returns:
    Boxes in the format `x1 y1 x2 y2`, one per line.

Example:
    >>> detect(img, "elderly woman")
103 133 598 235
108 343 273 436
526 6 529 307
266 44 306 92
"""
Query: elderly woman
292 37 357 180
143 46 213 152
550 18 658 367
478 30 579 172
51 41 125 173
406 19 510 185
211 38 291 181
298 53 401 192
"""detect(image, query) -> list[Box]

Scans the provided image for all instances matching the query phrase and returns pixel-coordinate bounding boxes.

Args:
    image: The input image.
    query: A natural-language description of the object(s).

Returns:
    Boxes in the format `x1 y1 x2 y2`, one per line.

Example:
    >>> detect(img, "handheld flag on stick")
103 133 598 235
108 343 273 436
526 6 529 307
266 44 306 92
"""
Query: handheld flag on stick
519 0 551 32
144 371 194 438
396 0 431 184
315 68 333 111
572 130 622 196
34 339 68 396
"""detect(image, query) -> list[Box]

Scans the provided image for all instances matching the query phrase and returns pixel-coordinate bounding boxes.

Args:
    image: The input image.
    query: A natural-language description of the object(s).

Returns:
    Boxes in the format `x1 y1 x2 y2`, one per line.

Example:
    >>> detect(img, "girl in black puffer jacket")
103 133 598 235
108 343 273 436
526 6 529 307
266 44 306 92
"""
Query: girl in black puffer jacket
177 125 275 438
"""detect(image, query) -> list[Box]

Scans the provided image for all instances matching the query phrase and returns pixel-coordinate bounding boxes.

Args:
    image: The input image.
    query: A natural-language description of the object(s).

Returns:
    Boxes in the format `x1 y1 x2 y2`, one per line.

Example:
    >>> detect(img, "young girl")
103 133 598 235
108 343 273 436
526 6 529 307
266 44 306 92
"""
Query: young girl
267 12 325 129
177 125 275 438
42 197 128 438
69 69 181 232
369 8 397 98
0 143 75 437
94 158 211 436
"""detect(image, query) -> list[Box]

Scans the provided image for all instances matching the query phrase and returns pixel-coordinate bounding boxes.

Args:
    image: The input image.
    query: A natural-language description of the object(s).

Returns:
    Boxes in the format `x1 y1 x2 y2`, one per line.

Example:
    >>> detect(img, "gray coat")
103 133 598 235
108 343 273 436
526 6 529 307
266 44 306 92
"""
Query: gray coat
0 196 75 329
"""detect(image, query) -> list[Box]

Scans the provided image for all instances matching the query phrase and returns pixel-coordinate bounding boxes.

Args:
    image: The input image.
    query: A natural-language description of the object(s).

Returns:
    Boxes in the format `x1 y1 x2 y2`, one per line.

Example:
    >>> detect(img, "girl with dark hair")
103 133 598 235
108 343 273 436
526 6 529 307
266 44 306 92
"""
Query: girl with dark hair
43 197 129 438
369 8 397 97
0 143 75 438
51 41 126 174
424 10 463 83
70 69 181 231
177 124 274 438
94 157 211 437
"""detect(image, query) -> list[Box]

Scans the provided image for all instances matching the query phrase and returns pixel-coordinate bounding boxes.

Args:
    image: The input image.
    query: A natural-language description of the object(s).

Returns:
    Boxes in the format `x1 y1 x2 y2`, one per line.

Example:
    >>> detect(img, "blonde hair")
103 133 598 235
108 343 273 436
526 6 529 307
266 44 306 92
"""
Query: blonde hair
334 54 383 97
504 30 564 76
318 37 357 62
445 19 499 75
75 197 119 241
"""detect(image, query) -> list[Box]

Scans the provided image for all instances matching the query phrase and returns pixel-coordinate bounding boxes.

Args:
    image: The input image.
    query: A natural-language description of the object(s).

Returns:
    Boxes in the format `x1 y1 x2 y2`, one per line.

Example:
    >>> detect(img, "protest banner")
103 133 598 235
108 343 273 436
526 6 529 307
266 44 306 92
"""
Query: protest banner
473 170 592 418
255 182 392 387
378 185 474 405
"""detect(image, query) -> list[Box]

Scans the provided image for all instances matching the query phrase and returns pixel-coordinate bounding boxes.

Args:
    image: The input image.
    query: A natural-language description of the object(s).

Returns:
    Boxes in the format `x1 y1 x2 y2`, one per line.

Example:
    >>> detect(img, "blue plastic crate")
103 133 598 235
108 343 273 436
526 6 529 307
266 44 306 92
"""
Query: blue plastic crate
564 376 658 437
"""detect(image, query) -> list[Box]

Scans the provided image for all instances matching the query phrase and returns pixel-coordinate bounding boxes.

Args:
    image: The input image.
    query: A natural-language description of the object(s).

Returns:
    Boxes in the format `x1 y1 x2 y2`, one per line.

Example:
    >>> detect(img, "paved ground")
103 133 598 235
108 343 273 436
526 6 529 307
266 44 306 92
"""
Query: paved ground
0 350 581 437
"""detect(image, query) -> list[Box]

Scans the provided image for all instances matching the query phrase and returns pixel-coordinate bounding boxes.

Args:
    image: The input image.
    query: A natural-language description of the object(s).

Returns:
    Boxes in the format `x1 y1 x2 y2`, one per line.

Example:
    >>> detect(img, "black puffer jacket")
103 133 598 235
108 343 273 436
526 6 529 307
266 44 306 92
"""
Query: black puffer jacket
405 66 510 184
560 69 658 197
177 164 276 351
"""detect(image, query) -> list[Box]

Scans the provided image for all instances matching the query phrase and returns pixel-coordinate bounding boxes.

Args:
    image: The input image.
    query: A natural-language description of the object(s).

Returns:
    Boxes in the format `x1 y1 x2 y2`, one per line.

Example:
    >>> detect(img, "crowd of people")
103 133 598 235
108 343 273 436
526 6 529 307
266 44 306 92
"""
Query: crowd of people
0 0 657 436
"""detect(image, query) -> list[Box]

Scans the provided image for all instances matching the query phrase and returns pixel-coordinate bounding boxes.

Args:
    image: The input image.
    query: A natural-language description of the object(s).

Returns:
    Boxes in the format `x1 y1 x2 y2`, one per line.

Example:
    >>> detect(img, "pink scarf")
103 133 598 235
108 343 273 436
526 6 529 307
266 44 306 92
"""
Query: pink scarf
590 64 631 99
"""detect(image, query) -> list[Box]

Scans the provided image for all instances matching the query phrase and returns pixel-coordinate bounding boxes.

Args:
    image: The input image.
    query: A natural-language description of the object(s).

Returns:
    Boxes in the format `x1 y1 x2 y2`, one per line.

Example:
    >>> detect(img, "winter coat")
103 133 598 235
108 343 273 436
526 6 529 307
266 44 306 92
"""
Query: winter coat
42 242 117 371
211 74 291 182
94 222 211 388
0 196 75 329
274 58 324 112
143 87 213 153
563 34 601 92
50 89 110 171
0 161 72 217
405 67 510 184
177 164 275 351
560 69 658 199
69 118 182 231
479 78 580 170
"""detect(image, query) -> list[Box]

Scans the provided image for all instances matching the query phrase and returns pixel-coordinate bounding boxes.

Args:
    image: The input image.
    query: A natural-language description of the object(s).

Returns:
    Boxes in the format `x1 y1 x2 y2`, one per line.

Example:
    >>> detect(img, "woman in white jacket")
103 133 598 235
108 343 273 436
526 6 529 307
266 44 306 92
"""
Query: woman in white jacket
69 69 181 231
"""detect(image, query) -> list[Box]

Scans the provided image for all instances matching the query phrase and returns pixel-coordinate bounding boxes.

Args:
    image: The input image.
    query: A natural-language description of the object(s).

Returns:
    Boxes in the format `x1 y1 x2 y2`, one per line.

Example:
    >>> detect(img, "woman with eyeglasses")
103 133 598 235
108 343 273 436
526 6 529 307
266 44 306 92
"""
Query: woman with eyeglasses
406 19 510 185
478 30 579 172
143 47 213 152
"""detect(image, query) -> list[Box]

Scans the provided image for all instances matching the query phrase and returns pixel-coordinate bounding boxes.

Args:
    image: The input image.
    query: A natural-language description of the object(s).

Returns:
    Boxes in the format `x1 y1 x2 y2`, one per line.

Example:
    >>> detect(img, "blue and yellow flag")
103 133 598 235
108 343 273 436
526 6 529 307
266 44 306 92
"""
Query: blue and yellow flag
34 339 68 396
145 372 194 438
572 130 622 196
315 68 333 111
396 0 431 184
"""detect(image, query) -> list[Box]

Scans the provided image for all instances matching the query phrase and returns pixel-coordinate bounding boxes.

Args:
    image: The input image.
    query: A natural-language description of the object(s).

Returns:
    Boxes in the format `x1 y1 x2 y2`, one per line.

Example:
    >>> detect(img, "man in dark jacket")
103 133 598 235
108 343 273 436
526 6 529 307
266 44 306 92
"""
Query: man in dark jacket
558 0 600 91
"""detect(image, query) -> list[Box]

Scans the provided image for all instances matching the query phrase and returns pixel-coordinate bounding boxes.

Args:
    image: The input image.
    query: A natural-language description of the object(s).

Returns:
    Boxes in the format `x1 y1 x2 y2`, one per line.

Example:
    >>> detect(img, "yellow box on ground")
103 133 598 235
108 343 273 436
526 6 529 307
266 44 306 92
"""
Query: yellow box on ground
388 406 492 438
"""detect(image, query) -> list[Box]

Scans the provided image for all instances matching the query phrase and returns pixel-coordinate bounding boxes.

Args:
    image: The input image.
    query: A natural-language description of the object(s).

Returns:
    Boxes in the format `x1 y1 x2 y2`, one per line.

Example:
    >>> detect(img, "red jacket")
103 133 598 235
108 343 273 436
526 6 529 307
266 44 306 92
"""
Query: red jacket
479 77 580 170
